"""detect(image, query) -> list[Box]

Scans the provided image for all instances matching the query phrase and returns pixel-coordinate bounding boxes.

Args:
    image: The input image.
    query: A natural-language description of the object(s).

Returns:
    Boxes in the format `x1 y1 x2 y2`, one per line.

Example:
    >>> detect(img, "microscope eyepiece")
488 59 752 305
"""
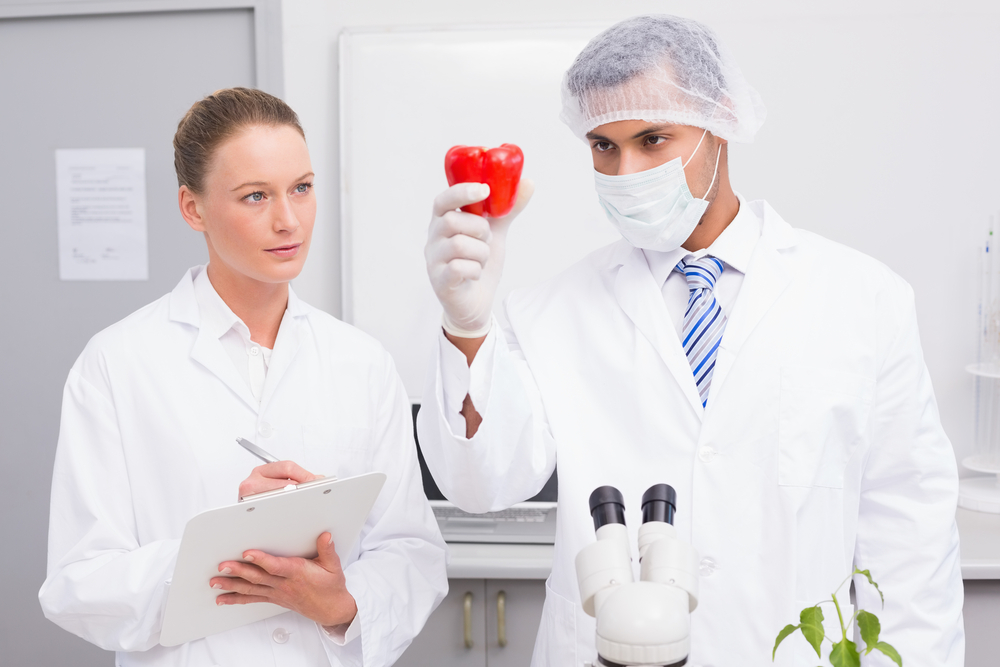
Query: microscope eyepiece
641 483 677 525
589 485 626 531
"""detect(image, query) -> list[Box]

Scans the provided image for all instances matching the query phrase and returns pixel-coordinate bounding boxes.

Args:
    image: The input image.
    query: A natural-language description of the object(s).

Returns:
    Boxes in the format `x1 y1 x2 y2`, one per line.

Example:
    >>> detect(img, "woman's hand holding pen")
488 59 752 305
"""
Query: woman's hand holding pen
210 532 358 628
213 459 357 627
237 460 322 500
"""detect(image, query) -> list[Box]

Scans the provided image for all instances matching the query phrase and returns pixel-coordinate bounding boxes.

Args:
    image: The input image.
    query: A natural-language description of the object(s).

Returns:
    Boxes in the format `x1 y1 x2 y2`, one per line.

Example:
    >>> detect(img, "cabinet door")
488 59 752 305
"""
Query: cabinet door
485 580 546 667
397 579 487 667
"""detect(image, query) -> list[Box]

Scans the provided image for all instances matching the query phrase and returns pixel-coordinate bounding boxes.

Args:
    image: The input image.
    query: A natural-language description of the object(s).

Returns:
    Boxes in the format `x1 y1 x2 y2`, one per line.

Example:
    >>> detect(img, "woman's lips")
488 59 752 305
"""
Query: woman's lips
265 243 301 258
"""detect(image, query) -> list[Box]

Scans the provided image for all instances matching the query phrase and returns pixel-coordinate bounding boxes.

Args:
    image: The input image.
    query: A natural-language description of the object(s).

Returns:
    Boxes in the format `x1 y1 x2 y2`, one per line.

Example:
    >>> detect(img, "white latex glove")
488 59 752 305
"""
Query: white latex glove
425 179 534 337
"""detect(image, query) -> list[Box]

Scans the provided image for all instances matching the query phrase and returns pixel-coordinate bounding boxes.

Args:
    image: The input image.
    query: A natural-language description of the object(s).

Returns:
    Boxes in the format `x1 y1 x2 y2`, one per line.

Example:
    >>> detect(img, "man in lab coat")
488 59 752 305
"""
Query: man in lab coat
418 14 964 667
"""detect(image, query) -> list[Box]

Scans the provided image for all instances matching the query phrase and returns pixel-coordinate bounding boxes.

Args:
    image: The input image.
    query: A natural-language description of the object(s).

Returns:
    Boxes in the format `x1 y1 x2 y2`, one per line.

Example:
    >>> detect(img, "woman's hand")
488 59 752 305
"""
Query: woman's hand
210 532 358 628
237 460 321 500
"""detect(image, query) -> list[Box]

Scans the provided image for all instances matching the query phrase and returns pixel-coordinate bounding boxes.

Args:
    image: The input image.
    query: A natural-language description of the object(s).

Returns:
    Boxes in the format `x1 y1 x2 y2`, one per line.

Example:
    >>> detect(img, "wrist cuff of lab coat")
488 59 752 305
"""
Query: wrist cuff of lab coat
322 612 360 645
439 320 498 436
441 313 492 339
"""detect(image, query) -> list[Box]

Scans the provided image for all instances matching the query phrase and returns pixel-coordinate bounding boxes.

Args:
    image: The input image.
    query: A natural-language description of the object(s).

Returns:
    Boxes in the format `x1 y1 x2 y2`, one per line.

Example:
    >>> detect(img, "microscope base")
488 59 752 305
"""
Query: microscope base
597 656 687 667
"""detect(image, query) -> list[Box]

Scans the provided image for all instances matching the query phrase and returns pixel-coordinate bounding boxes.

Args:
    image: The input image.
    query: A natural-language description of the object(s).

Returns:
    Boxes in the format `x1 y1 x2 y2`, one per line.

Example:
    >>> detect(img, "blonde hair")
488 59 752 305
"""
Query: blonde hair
173 87 305 194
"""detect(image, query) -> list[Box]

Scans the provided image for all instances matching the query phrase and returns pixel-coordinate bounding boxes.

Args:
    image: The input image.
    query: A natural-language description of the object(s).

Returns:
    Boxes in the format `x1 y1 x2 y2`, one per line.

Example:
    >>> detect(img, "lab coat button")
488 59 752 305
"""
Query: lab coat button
258 422 273 438
272 628 290 644
698 445 716 463
699 557 717 576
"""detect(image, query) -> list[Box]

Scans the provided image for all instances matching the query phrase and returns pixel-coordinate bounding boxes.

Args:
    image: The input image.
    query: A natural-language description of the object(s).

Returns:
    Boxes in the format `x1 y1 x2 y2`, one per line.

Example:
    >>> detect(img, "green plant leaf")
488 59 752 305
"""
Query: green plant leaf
857 609 881 652
799 606 825 657
772 624 799 660
829 638 861 667
874 641 903 667
853 568 885 607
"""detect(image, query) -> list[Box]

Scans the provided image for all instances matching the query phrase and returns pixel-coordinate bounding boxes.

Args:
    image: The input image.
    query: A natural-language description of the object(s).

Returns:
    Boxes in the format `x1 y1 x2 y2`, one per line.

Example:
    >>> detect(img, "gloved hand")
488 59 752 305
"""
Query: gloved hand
425 179 534 338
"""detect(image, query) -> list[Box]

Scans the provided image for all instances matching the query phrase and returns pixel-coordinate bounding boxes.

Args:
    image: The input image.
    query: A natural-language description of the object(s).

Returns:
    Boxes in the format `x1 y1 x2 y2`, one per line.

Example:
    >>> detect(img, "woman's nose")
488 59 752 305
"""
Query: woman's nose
272 195 299 232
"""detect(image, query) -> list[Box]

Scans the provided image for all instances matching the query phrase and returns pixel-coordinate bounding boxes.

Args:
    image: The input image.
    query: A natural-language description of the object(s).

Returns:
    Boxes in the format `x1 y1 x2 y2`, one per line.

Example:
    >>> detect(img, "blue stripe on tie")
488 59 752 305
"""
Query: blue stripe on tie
685 291 705 317
682 303 716 346
684 308 721 353
685 266 714 282
692 338 722 375
695 358 717 385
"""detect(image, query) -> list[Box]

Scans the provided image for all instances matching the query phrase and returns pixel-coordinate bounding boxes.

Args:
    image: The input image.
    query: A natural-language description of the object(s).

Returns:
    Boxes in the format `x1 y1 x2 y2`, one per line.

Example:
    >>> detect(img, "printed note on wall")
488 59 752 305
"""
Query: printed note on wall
55 148 149 280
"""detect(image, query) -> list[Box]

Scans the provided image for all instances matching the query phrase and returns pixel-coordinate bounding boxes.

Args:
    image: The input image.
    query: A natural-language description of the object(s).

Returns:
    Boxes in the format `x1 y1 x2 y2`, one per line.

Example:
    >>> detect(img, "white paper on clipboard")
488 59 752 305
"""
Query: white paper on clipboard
160 471 386 647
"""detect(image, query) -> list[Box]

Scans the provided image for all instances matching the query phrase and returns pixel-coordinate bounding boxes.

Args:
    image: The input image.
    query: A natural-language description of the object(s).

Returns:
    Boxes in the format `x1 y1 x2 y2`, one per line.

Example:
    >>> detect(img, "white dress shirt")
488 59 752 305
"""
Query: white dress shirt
643 194 760 338
193 267 273 402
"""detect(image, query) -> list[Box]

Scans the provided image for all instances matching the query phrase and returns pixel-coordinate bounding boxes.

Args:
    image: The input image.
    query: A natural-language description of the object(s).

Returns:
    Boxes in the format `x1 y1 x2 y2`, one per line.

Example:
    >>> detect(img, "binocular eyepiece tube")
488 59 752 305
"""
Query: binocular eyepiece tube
641 483 677 525
588 483 678 531
588 486 626 531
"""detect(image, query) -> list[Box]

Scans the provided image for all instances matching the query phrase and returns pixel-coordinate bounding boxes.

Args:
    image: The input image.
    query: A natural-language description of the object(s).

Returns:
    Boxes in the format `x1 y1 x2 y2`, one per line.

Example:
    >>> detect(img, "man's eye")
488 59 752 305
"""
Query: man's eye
593 141 613 152
646 136 667 145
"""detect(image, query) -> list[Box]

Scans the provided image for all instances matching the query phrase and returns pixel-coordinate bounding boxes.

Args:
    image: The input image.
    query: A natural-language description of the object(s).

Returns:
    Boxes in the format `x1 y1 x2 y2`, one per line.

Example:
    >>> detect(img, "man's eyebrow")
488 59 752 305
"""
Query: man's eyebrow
584 125 676 142
630 124 674 139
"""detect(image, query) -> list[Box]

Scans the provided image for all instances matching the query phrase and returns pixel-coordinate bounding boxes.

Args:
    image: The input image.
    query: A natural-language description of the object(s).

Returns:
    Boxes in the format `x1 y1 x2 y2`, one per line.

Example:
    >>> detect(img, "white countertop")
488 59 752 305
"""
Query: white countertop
957 507 1000 579
446 542 554 580
444 508 1000 581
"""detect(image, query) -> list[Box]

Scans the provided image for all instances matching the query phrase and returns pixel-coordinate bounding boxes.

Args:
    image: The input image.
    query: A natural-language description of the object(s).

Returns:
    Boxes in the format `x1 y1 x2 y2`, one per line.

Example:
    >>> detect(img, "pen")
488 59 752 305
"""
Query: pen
236 437 280 464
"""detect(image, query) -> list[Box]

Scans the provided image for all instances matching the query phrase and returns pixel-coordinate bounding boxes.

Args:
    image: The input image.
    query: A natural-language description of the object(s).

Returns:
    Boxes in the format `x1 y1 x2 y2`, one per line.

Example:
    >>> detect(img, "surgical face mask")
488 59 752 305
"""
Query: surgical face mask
594 130 721 252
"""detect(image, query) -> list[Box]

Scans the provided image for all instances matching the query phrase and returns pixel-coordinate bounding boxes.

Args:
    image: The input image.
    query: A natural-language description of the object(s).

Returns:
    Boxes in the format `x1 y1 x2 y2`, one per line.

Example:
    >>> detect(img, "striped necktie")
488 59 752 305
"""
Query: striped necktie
675 256 727 408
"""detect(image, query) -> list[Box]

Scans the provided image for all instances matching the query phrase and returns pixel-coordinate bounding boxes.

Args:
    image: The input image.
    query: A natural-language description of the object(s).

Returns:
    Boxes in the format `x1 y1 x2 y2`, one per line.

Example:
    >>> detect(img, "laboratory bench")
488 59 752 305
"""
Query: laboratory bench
398 511 1000 666
441 509 1000 580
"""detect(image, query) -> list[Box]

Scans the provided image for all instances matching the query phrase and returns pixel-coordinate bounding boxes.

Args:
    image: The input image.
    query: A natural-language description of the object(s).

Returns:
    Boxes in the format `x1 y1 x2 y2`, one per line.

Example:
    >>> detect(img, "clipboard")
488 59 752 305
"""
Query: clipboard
160 472 386 647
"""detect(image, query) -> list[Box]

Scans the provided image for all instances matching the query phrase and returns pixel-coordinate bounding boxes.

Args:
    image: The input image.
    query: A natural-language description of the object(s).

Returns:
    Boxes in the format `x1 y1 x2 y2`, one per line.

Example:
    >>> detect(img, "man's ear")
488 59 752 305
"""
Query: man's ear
178 186 207 232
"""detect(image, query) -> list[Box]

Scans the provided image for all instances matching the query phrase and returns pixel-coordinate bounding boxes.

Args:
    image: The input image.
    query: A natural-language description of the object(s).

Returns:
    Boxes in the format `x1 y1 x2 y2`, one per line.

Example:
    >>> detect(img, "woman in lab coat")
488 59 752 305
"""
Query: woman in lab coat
418 16 963 667
39 87 447 666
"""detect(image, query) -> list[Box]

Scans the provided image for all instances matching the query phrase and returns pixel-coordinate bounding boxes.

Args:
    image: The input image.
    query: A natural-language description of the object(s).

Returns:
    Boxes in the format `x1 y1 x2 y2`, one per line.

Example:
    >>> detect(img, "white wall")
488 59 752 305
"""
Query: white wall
282 0 1000 466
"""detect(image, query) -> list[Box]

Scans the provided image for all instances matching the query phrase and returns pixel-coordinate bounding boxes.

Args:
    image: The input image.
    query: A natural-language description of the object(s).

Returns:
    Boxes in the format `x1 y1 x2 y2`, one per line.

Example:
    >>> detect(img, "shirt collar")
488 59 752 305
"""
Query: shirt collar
192 264 245 340
643 191 762 287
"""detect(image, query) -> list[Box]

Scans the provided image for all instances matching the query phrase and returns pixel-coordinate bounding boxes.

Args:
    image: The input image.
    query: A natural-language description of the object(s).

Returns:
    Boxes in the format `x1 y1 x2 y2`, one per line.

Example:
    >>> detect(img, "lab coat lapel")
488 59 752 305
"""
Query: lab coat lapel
169 269 259 412
614 246 705 420
709 203 796 403
188 331 259 411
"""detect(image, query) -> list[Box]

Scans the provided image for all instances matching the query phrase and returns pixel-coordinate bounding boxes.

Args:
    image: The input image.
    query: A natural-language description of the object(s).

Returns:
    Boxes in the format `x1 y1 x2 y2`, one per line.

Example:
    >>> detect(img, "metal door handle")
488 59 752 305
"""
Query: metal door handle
497 590 507 647
463 591 474 649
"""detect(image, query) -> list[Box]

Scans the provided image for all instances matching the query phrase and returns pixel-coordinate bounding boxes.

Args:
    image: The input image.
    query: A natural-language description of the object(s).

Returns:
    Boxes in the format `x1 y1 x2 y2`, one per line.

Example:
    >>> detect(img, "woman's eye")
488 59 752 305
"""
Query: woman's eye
245 191 265 203
295 183 312 194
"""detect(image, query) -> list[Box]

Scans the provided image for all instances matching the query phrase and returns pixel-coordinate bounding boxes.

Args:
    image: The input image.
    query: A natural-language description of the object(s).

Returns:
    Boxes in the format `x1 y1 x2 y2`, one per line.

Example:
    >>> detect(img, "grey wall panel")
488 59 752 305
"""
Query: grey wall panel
0 9 255 664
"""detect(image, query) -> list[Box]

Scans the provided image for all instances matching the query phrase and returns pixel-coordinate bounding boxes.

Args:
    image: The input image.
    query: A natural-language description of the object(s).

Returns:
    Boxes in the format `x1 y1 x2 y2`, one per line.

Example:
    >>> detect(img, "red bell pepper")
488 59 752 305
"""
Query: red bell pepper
444 144 524 218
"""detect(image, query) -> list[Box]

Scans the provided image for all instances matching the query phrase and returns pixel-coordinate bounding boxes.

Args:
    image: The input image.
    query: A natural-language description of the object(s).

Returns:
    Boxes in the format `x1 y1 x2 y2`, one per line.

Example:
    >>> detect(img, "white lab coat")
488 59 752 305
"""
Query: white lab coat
417 200 964 666
39 266 448 667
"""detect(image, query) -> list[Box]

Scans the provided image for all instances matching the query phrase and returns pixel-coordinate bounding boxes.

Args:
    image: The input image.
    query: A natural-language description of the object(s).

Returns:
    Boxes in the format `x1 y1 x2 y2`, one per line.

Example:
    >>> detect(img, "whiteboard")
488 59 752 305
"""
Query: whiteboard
340 25 620 401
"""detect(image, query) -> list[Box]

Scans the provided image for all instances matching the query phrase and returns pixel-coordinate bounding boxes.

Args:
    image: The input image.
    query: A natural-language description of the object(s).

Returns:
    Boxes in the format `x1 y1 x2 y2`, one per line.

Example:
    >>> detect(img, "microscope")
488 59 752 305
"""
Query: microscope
575 484 700 667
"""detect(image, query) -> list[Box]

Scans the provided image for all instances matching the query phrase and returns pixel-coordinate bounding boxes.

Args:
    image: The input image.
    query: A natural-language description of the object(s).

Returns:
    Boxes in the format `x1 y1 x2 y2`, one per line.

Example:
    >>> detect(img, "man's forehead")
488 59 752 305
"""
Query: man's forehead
585 120 700 141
